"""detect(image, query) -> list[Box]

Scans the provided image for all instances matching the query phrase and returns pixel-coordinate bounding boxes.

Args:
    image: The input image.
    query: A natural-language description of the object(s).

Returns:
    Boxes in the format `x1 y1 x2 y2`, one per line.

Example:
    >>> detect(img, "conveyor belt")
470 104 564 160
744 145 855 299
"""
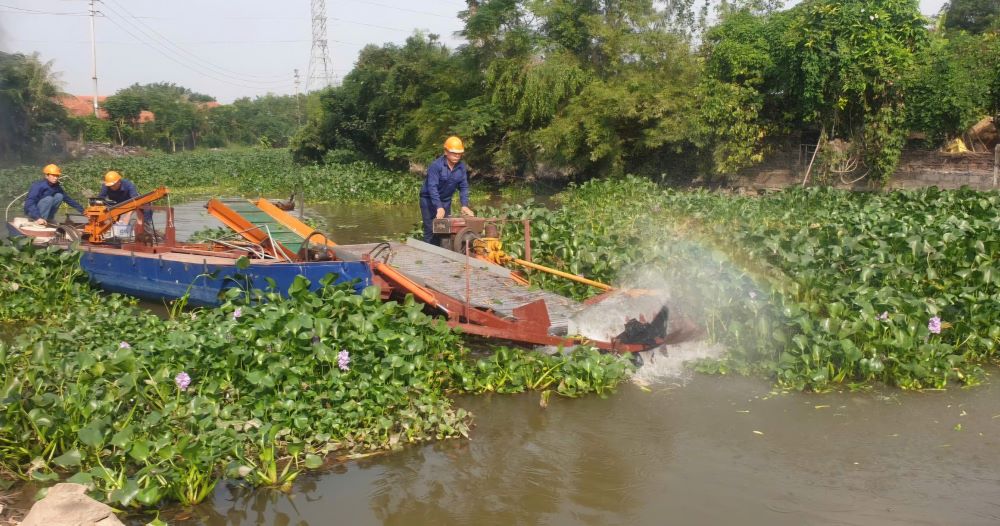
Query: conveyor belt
215 199 306 253
336 239 581 335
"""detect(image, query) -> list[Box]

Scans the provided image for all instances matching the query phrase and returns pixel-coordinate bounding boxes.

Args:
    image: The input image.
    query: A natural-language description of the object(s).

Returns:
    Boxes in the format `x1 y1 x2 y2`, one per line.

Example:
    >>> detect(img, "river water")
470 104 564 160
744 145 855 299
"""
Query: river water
150 199 1000 526
176 368 1000 525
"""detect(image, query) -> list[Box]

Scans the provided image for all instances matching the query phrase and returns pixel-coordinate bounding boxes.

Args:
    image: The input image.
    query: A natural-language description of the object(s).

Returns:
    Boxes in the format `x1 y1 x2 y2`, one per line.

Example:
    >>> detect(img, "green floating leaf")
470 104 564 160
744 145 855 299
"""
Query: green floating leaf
303 454 323 469
53 448 83 468
78 423 105 449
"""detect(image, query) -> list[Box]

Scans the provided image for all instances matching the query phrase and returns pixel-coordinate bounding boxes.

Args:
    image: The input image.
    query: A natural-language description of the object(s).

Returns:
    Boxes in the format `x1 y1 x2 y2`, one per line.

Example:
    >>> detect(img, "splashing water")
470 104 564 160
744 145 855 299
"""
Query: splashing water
630 340 728 385
566 288 674 343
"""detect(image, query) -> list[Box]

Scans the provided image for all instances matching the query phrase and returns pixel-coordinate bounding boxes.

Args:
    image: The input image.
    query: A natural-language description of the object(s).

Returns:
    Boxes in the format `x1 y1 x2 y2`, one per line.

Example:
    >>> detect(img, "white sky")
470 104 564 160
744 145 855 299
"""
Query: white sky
0 0 949 104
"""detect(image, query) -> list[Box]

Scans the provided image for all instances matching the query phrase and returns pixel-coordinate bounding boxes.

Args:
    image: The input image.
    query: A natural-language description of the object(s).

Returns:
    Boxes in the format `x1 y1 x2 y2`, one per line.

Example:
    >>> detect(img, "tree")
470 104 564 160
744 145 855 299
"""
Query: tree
203 94 300 148
292 33 462 166
703 0 929 183
699 8 781 174
0 52 68 160
104 92 143 146
942 0 1000 34
107 83 213 151
905 32 995 144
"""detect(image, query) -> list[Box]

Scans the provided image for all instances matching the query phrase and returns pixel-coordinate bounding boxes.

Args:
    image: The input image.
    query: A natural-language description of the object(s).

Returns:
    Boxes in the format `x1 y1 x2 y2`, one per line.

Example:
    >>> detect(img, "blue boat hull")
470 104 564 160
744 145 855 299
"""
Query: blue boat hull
79 249 373 306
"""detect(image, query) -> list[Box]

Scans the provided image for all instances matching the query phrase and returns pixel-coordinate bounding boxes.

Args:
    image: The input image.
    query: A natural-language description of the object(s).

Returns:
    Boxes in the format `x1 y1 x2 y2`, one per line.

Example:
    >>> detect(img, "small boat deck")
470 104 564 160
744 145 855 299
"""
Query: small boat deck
335 239 581 335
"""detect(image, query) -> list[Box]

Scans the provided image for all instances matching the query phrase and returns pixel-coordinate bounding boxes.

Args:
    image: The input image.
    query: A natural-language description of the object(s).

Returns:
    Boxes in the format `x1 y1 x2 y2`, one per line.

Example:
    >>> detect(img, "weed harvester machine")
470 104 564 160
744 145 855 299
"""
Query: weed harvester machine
201 199 698 353
420 216 700 353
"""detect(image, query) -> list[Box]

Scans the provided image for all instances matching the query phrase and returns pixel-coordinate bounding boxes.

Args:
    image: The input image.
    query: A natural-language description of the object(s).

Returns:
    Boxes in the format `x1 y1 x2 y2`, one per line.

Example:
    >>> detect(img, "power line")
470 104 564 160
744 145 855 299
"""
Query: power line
8 38 313 44
328 16 413 33
100 0 291 82
0 3 88 15
98 13 296 91
344 0 457 19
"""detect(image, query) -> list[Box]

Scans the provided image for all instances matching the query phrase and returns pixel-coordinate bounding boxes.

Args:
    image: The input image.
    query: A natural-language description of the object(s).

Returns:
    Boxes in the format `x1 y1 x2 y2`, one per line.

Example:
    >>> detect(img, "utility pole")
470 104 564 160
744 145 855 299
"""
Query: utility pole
294 69 302 125
89 0 100 117
306 0 333 91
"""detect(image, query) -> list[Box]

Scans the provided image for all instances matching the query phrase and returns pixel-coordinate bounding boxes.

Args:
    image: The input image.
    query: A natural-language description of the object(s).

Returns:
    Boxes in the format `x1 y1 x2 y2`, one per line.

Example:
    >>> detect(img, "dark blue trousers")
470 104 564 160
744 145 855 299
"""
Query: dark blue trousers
420 196 450 245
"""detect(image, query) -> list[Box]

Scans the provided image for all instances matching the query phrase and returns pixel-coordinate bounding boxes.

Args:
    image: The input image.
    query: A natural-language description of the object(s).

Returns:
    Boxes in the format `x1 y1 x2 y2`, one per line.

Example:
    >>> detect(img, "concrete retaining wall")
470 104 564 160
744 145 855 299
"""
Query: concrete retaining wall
731 148 999 191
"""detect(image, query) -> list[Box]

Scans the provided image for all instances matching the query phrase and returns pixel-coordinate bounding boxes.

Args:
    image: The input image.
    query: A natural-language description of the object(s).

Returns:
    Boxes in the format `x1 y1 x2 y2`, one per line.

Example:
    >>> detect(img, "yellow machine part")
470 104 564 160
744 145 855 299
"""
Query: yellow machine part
472 236 611 290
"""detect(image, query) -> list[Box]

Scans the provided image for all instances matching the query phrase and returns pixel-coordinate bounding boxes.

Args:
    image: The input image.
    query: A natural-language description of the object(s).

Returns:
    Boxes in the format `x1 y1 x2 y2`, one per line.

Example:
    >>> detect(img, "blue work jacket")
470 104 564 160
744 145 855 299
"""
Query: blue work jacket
98 179 140 204
23 180 84 219
420 156 469 210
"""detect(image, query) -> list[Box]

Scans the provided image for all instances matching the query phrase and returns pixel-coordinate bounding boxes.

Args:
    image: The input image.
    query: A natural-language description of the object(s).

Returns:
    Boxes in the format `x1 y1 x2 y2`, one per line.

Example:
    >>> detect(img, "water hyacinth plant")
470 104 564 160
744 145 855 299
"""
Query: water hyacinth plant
480 178 999 391
0 240 633 509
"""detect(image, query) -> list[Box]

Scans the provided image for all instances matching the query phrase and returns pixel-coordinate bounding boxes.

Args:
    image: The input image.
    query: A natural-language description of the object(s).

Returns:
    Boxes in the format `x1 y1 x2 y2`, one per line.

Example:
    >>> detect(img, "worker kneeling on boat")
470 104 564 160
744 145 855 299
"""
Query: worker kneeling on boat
24 164 85 225
420 136 474 245
99 171 151 224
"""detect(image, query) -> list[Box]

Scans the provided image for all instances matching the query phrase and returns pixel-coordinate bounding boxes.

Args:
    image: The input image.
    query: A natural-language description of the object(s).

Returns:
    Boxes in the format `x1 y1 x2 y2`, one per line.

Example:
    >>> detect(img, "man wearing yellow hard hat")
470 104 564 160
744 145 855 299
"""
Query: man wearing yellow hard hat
24 164 85 225
97 170 143 224
419 136 474 245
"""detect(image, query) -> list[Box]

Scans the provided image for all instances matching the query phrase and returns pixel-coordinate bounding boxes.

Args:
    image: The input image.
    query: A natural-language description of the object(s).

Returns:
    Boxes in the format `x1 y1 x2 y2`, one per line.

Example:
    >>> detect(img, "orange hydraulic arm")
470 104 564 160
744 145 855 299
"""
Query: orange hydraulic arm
83 186 168 243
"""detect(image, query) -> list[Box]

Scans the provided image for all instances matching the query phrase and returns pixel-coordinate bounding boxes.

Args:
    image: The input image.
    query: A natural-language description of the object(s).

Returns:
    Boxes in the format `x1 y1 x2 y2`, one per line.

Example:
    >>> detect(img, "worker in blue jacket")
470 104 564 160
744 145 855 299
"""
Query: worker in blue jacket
24 164 84 225
98 171 150 224
420 136 474 245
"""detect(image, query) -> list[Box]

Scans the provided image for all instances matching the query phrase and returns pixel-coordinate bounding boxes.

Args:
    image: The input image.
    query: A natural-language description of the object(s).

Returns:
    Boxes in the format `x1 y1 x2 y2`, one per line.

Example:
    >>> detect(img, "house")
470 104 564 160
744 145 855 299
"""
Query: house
59 95 155 123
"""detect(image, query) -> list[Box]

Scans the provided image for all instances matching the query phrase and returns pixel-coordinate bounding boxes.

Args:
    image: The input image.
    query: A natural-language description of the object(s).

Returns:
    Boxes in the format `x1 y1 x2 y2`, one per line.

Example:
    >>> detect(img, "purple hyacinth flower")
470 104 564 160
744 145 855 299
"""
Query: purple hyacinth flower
233 307 243 319
175 371 192 391
928 316 942 334
337 350 351 372
119 341 131 349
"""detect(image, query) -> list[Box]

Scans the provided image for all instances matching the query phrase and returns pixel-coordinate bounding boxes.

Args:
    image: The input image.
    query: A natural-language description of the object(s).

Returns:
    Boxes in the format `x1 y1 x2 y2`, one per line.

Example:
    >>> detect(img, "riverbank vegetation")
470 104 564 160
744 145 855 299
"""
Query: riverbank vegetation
293 0 1000 183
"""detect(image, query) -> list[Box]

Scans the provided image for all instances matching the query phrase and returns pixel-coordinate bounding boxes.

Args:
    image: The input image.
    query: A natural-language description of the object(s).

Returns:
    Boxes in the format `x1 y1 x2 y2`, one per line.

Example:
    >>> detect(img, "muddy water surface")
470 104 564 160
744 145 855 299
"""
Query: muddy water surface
173 366 1000 525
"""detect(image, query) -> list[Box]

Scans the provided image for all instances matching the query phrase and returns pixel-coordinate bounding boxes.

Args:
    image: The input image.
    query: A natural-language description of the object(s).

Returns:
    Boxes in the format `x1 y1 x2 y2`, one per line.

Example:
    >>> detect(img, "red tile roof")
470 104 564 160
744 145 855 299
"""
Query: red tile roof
58 95 155 123
60 95 108 119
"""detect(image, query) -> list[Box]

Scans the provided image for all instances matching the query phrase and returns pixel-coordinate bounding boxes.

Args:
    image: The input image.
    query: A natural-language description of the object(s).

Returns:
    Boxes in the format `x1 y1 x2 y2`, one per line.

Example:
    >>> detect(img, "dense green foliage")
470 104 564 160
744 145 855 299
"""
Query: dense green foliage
293 3 708 180
704 0 930 183
0 52 68 162
0 239 632 507
482 177 1000 390
98 84 305 152
942 0 1000 34
289 0 997 185
904 31 999 145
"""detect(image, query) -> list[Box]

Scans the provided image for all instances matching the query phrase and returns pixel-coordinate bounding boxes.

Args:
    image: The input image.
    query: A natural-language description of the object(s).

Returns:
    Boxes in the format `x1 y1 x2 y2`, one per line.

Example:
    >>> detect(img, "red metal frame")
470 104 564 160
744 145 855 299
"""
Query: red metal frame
368 254 646 353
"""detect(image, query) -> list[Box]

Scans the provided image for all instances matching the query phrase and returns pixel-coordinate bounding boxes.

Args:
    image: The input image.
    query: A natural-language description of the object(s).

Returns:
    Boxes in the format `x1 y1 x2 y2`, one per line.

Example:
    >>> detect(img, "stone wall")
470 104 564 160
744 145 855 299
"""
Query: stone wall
731 147 999 191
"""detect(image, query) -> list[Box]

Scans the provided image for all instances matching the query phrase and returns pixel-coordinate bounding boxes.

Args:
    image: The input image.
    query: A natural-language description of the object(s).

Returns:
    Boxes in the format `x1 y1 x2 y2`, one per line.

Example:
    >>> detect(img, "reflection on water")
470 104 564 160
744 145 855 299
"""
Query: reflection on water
174 374 1000 525
307 202 418 245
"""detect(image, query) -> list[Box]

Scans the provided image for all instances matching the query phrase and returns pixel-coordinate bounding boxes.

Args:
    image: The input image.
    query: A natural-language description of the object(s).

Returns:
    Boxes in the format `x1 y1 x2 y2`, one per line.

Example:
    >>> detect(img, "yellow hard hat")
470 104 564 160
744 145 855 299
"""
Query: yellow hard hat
43 164 61 176
104 171 122 186
444 136 465 153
